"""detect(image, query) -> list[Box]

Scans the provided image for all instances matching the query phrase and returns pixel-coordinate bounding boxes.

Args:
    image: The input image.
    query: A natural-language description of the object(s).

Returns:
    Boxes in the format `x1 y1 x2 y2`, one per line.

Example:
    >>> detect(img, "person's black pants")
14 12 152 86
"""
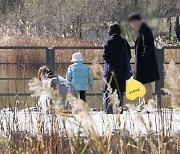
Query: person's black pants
79 90 86 102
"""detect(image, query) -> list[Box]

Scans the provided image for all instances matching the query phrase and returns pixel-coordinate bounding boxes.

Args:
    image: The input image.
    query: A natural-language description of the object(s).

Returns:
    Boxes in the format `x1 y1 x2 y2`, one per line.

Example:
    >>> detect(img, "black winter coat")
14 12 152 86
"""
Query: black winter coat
102 35 131 93
135 23 160 84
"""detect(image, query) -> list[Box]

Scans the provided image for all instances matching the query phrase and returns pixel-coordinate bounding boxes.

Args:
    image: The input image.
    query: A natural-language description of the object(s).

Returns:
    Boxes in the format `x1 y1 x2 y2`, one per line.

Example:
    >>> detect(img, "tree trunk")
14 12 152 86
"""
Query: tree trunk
167 17 172 37
175 17 180 41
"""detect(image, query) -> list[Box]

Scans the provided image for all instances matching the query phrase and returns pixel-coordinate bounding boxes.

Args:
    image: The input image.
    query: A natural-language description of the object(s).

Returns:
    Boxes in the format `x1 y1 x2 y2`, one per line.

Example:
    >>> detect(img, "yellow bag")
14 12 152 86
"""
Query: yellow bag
126 78 146 100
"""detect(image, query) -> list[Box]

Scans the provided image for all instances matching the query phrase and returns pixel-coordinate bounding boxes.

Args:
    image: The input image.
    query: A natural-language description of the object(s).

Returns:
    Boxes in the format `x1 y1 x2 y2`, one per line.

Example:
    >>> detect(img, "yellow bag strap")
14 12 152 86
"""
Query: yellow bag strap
105 72 121 95
105 74 113 94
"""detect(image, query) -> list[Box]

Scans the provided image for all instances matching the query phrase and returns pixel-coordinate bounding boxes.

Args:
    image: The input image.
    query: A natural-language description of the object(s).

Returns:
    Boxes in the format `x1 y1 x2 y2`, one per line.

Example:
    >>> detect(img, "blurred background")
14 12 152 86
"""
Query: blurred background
0 0 179 42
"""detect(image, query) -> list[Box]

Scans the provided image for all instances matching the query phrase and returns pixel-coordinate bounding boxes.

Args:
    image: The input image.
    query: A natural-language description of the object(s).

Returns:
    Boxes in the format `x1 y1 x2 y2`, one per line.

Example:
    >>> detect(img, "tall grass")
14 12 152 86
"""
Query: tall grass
0 35 103 69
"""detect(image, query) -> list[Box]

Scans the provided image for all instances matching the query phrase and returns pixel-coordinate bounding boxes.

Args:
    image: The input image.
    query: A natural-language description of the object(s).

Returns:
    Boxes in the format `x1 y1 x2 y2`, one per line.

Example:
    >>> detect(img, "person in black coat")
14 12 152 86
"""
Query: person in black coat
128 14 160 110
102 23 132 114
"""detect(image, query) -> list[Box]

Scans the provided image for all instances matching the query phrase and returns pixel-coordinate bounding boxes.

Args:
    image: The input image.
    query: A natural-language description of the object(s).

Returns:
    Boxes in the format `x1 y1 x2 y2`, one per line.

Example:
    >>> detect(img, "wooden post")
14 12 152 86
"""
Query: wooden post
155 48 164 109
46 48 55 70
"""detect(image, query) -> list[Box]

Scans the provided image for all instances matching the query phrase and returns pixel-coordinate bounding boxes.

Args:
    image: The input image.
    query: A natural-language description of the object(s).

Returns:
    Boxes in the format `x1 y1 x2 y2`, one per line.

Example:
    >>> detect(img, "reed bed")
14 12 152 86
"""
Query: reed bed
0 35 103 69
0 35 179 71
0 36 179 72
